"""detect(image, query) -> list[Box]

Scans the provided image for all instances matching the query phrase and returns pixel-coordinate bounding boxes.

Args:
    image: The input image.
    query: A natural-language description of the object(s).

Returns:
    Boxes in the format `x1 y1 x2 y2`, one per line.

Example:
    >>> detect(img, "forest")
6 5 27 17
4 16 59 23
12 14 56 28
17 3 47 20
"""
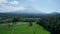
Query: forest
0 13 60 34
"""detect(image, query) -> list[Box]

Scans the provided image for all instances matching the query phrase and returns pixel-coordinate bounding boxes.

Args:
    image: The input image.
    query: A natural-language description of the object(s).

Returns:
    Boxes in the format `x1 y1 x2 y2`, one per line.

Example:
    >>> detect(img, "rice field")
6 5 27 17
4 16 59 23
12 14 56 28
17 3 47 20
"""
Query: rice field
0 22 50 34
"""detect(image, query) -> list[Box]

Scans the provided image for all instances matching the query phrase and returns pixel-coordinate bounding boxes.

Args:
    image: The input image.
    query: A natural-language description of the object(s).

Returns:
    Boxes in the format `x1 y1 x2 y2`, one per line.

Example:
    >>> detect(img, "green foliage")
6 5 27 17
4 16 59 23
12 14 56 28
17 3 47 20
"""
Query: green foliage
0 22 50 34
37 14 60 34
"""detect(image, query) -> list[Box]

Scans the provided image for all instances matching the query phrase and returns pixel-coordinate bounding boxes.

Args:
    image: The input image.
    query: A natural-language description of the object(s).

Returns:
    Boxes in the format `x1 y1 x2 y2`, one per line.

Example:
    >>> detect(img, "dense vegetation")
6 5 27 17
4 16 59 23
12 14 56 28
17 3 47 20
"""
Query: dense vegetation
37 14 60 34
0 13 60 34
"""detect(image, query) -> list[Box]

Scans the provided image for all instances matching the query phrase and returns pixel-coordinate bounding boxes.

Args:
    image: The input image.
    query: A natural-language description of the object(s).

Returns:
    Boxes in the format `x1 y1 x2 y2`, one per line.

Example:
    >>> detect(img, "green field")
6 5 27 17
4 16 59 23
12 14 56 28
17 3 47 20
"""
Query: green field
0 22 50 34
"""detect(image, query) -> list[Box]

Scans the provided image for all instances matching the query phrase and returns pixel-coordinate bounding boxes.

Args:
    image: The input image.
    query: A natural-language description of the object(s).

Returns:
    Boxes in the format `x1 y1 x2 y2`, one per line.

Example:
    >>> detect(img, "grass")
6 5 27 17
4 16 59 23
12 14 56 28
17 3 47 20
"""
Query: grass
0 22 50 34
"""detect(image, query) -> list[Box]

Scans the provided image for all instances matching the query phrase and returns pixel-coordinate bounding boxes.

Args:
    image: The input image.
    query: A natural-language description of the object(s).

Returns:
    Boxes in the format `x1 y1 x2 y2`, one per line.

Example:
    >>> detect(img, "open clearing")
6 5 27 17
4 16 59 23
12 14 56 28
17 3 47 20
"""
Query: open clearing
0 22 50 34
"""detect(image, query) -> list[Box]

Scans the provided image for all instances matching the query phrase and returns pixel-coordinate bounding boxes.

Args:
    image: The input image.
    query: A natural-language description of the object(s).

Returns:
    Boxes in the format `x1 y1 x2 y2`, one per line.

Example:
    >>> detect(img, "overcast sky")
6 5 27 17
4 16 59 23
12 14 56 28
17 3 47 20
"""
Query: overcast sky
0 0 60 13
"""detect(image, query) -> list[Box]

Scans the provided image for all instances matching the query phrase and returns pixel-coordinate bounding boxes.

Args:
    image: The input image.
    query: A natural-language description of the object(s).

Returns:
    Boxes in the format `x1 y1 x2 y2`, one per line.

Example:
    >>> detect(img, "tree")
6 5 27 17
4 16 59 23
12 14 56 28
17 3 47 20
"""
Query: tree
12 17 19 25
36 15 60 34
28 20 32 26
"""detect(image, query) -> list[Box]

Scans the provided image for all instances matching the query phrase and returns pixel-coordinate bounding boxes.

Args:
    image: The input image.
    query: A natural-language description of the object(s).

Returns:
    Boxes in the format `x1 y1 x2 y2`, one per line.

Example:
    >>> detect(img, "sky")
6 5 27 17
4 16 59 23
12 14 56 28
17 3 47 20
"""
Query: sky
0 0 60 13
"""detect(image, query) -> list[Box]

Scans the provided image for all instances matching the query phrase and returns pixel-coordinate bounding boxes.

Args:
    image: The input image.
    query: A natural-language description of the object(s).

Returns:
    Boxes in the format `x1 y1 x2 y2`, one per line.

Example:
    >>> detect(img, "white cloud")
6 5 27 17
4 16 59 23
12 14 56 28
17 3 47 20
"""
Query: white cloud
6 6 26 12
0 0 26 12
10 1 19 5
28 0 35 2
0 0 7 3
0 4 26 12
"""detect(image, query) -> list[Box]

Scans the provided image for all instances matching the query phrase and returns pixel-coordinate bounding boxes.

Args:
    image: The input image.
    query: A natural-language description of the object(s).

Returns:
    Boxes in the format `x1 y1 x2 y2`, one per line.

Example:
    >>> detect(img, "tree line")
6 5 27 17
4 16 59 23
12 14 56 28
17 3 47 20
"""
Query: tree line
37 14 60 34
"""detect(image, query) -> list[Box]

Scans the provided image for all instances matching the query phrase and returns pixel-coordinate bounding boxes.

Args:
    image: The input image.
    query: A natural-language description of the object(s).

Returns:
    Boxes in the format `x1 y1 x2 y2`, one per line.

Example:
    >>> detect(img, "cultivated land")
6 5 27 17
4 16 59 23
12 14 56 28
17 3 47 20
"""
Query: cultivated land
0 22 50 34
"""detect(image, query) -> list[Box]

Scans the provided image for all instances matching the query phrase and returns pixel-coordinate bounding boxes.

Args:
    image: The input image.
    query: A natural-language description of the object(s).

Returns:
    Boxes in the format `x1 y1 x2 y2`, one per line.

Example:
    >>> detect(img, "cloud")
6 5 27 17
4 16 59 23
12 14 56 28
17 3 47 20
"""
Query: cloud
10 1 19 5
29 0 35 1
28 0 35 2
0 0 26 12
0 0 7 3
0 5 26 12
6 6 26 12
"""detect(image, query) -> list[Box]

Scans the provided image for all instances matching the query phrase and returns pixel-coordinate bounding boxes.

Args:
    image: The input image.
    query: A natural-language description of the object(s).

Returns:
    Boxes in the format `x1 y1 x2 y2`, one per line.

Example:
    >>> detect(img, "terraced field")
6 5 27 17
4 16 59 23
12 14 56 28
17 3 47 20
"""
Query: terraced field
0 22 50 34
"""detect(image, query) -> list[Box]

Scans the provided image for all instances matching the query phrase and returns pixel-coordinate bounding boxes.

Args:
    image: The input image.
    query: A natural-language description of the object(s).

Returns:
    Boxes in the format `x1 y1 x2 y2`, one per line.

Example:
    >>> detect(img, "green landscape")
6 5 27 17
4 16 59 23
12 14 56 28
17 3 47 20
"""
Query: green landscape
0 13 60 34
0 22 50 34
0 0 60 34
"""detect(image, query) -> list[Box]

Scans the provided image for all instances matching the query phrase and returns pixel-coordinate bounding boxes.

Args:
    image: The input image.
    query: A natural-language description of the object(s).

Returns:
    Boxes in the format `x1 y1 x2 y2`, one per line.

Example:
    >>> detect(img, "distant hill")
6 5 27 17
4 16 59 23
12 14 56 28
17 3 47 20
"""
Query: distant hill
0 12 60 18
50 12 60 15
